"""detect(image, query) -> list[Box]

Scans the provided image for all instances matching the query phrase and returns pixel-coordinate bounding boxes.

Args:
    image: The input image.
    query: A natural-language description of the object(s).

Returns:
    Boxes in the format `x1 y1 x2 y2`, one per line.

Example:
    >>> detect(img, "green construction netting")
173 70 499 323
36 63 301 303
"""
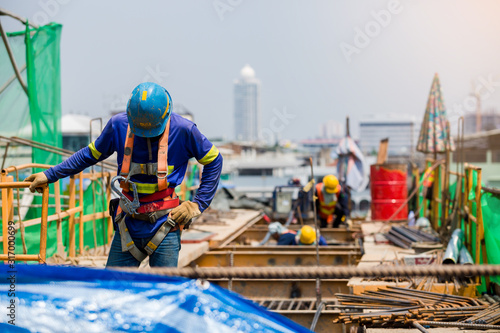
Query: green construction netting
0 22 62 167
0 22 109 260
418 167 500 292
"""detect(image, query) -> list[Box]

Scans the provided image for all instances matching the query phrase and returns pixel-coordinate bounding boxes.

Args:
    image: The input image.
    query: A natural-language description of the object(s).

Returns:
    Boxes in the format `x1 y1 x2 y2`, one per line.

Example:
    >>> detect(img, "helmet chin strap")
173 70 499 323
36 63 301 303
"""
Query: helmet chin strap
147 137 153 161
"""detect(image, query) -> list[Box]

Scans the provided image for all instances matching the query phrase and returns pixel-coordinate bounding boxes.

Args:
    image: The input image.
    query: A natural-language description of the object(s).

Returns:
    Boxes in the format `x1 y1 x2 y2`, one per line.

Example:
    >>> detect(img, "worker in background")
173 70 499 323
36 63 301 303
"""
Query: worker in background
315 175 349 228
271 224 327 246
25 82 223 268
268 222 297 245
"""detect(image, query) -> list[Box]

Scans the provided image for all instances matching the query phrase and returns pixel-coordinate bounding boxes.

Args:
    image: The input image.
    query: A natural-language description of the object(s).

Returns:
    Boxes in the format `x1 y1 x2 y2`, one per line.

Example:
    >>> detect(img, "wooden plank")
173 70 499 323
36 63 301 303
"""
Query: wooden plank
376 138 389 164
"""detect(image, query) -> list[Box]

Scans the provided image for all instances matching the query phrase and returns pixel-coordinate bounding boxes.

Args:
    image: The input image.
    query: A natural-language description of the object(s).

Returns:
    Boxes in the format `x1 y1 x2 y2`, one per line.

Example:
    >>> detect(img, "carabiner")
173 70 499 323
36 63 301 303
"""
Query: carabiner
111 176 140 215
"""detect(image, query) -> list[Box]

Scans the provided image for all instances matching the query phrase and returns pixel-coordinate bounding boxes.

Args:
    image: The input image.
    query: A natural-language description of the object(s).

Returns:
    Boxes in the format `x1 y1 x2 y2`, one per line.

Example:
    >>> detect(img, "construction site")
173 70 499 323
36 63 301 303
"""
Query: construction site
1 3 500 333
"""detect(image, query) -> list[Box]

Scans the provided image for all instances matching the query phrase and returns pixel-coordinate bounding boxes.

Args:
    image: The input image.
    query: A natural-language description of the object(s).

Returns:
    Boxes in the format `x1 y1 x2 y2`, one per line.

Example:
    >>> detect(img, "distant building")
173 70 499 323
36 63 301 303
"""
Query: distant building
320 120 343 139
61 114 91 152
452 129 500 188
359 115 419 156
234 64 261 142
464 109 500 135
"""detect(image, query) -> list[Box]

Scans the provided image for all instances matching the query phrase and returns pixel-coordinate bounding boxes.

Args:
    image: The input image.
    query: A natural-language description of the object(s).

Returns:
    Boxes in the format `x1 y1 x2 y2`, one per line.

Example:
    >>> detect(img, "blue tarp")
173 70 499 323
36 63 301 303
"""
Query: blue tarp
0 265 310 333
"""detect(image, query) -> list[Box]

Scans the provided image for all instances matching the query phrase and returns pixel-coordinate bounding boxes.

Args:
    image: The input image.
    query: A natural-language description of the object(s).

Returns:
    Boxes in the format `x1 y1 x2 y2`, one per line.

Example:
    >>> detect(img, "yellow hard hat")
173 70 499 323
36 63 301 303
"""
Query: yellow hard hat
299 225 316 245
323 175 340 194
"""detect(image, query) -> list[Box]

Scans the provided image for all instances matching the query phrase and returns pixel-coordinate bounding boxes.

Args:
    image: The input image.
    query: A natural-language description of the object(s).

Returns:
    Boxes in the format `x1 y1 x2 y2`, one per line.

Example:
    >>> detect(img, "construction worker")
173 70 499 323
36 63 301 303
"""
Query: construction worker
25 82 223 267
268 222 297 245
274 225 327 246
315 175 349 228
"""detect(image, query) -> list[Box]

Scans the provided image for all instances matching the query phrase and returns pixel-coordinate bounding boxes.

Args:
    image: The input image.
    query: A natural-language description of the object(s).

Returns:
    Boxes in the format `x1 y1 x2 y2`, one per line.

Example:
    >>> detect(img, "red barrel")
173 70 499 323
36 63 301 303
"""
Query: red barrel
370 164 408 221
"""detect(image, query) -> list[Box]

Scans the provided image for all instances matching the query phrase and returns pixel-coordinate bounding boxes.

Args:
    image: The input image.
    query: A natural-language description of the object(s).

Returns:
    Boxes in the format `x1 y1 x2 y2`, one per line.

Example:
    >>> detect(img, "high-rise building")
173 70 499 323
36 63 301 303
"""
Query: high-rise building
464 108 500 135
234 64 261 142
320 120 344 139
359 115 419 156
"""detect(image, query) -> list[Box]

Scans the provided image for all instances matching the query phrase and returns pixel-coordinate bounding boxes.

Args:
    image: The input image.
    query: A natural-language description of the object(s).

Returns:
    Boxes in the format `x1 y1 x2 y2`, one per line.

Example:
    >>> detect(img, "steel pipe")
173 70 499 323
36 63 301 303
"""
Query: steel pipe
443 229 464 264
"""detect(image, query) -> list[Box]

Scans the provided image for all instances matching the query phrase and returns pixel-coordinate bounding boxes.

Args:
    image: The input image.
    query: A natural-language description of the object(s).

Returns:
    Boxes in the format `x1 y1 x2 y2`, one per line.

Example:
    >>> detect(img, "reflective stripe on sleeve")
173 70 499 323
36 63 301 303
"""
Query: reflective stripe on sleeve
198 145 219 165
88 141 102 159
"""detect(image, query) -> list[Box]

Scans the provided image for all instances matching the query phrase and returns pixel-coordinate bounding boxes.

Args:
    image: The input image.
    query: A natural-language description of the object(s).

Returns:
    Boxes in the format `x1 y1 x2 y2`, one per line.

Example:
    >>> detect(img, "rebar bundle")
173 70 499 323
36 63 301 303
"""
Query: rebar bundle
333 287 500 329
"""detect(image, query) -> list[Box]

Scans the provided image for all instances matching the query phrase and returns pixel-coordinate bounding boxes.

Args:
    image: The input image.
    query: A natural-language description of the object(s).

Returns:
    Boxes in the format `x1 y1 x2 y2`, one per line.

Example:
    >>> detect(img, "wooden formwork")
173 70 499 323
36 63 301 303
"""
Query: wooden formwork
212 278 350 298
230 227 358 245
190 250 360 267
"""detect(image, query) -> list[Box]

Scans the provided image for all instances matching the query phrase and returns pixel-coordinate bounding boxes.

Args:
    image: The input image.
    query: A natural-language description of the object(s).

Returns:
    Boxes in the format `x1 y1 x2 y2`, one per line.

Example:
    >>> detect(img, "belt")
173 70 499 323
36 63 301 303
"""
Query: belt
122 187 176 203
137 198 179 213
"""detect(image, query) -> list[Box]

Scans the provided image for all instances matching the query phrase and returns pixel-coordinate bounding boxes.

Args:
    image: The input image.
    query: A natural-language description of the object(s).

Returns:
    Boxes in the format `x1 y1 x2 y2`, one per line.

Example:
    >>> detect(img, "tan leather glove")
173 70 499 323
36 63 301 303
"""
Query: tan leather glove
171 201 201 225
24 172 48 193
302 179 315 192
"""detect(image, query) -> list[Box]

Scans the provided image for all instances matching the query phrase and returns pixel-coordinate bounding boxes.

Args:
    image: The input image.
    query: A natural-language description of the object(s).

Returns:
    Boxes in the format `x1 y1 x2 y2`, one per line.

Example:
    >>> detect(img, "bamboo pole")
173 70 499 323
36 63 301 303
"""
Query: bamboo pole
13 168 27 254
431 165 440 230
2 164 53 174
414 165 420 216
6 175 14 222
39 184 49 262
106 175 113 245
78 172 84 255
68 176 76 257
467 167 473 254
53 180 65 256
0 254 39 261
1 174 9 258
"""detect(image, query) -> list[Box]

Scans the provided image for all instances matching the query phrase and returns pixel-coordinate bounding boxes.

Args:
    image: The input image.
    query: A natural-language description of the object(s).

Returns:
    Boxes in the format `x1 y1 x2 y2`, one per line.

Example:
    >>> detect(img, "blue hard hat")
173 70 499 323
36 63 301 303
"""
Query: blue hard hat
126 82 172 137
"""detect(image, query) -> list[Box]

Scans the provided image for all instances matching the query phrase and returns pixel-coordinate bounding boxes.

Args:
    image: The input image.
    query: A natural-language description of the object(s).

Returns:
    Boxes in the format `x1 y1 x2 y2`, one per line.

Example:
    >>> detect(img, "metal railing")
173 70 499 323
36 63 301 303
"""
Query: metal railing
1 163 115 260
0 179 48 262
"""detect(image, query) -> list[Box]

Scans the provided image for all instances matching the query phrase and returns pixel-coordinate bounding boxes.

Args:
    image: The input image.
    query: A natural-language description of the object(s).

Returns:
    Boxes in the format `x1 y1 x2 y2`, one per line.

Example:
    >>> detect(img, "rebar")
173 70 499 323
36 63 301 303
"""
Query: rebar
412 321 429 333
116 264 500 279
417 320 500 330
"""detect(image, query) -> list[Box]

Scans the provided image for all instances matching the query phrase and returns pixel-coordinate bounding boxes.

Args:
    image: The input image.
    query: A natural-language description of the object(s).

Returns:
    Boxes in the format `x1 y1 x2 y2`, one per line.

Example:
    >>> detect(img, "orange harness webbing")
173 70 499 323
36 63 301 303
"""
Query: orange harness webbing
120 118 171 192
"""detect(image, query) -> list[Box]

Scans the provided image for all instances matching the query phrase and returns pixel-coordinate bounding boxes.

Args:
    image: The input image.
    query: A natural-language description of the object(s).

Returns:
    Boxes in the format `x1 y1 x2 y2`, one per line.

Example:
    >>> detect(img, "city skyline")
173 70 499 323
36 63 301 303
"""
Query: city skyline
2 1 500 141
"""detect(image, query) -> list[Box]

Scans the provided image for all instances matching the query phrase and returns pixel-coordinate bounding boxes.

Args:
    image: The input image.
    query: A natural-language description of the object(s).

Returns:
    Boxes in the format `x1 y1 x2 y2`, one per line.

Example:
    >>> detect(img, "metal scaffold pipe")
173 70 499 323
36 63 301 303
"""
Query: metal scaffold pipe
116 264 500 280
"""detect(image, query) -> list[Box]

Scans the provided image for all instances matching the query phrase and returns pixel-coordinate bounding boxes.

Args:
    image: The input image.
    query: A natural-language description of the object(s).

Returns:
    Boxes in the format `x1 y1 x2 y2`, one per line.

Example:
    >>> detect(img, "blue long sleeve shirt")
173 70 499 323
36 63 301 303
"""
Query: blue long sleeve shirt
44 112 223 238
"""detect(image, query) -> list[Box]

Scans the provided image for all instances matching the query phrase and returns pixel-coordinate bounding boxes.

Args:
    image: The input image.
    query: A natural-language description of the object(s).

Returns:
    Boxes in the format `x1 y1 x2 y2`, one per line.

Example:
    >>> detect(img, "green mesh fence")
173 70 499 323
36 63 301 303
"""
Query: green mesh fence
1 21 108 260
416 166 500 292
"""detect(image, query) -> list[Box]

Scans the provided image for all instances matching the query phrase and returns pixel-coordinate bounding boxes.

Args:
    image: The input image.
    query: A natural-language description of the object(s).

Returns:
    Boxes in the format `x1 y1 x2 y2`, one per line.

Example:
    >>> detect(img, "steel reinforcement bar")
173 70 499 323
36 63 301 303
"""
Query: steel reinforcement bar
117 264 500 279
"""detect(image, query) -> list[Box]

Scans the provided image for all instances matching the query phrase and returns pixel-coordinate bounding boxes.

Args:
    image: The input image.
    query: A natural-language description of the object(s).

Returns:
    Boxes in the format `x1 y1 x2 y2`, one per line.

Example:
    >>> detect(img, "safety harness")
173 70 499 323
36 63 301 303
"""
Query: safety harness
111 118 180 262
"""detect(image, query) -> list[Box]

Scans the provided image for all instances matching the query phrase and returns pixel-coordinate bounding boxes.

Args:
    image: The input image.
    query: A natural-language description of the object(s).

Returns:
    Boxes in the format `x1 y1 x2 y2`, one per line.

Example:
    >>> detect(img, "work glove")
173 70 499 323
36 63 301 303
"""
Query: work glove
171 201 201 225
302 179 315 193
24 172 48 193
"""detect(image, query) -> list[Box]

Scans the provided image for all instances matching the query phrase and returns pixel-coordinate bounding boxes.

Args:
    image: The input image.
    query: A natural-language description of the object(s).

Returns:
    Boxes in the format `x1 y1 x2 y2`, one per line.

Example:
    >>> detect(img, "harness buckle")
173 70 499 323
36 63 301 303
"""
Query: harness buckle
157 171 168 179
166 216 176 228
111 176 140 215
147 211 157 223
147 163 156 175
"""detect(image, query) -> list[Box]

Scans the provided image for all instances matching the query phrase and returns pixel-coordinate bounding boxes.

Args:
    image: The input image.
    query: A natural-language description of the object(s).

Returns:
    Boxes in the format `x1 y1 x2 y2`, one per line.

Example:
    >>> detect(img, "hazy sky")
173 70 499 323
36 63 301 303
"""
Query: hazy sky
2 1 500 140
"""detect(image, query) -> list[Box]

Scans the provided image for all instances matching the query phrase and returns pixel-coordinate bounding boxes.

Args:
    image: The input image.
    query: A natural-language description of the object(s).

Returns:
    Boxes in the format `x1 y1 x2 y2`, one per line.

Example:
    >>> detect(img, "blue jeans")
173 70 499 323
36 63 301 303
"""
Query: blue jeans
106 229 181 267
